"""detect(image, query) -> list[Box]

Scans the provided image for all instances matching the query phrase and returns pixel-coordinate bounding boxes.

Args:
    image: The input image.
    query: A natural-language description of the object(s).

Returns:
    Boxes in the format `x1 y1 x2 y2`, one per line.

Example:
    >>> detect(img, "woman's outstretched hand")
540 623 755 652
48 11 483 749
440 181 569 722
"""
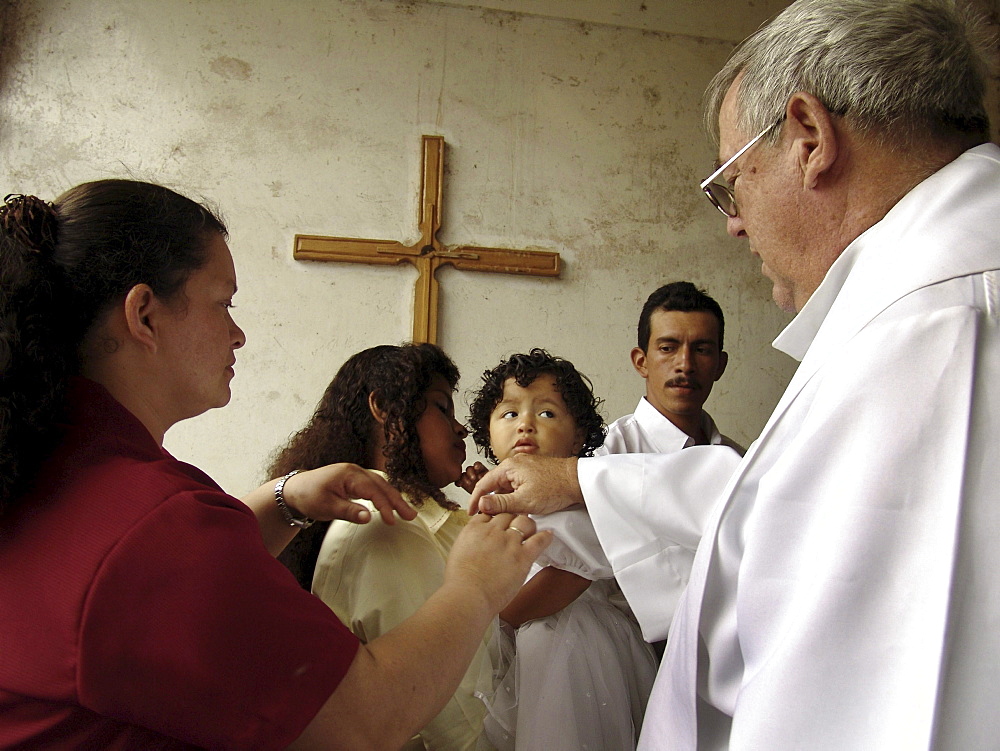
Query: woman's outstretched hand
245 463 414 556
282 463 415 525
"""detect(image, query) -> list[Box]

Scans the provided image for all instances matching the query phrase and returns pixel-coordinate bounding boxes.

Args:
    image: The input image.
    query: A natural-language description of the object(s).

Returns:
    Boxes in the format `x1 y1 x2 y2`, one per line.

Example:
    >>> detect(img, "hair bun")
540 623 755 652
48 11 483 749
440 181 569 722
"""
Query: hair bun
0 194 58 255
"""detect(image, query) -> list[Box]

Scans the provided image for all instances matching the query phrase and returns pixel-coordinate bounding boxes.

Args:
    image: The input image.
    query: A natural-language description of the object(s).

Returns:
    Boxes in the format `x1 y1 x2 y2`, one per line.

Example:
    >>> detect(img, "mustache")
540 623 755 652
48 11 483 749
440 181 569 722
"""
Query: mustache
666 377 701 389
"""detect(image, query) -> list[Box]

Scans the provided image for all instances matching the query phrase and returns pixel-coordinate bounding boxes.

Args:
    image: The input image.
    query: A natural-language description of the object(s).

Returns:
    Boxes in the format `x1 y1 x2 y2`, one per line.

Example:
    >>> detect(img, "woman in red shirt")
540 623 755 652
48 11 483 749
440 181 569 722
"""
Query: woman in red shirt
0 181 549 750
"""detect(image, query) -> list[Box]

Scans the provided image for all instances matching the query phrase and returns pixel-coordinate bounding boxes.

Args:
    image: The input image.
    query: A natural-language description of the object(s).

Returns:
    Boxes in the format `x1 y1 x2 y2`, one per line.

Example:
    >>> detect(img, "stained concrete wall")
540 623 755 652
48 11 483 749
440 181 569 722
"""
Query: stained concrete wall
0 1 995 497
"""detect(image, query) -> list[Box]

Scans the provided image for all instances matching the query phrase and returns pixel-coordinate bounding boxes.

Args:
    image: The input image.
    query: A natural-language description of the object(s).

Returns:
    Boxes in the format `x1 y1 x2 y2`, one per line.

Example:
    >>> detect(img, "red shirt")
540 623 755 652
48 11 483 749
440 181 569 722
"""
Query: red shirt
0 378 359 749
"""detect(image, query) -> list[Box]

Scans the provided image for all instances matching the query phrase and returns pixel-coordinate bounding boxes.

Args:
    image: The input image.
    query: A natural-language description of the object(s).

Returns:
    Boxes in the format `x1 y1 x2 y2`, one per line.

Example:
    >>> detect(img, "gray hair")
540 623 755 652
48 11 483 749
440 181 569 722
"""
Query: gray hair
704 0 994 149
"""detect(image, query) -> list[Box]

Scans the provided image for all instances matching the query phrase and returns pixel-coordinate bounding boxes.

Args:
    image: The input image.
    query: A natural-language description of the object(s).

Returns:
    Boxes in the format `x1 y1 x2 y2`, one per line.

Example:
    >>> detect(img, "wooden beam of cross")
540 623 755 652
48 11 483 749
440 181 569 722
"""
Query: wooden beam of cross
293 135 561 344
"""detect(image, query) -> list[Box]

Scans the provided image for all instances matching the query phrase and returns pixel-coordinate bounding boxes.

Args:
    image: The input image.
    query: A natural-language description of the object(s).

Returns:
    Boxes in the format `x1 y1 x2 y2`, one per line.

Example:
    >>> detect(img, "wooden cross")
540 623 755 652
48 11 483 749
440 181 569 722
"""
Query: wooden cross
293 135 561 344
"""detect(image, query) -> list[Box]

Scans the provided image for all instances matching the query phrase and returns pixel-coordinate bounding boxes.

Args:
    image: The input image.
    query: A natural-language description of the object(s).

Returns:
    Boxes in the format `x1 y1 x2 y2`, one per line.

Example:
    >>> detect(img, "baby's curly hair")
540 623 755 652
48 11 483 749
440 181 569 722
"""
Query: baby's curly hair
468 348 605 464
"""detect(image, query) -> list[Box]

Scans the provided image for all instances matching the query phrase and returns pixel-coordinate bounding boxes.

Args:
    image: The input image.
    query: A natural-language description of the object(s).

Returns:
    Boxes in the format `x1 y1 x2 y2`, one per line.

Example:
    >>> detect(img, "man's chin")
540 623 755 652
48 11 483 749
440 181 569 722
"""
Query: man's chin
658 399 705 416
771 283 797 313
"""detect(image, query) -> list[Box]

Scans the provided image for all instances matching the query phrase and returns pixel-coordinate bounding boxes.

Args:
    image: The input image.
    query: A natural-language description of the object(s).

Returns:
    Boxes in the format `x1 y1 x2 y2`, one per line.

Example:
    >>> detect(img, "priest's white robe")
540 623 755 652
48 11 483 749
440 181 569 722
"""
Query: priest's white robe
583 398 744 641
578 143 1000 749
536 401 744 643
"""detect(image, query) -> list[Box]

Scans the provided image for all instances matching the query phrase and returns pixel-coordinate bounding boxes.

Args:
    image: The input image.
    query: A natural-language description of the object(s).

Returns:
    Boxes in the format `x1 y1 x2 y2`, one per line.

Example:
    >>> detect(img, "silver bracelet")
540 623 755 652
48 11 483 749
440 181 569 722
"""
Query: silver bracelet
274 470 315 528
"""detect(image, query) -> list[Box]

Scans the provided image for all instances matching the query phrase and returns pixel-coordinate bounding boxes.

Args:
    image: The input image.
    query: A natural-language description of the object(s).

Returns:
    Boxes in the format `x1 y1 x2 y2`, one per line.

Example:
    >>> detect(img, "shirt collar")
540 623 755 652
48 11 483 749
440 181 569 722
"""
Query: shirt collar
64 376 165 460
634 397 721 450
701 412 724 445
63 376 221 490
771 223 866 362
370 469 454 533
415 495 453 533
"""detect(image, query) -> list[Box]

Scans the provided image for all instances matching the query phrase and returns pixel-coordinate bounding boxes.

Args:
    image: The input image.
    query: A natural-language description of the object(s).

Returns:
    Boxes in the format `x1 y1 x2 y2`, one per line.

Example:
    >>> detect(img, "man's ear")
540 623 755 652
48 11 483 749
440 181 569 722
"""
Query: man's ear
630 347 649 378
715 350 729 382
785 91 839 190
122 284 159 351
368 391 388 424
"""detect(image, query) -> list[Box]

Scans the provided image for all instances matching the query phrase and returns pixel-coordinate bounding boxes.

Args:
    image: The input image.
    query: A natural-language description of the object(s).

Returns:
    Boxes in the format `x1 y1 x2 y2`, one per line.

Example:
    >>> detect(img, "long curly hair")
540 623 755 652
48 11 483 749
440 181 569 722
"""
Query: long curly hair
468 348 605 464
0 183 225 516
267 343 461 589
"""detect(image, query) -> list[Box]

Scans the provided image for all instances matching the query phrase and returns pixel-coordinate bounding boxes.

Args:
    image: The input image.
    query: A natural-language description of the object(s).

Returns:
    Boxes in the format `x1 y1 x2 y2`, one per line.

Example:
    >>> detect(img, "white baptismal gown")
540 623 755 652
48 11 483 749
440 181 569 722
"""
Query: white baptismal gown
477 508 658 751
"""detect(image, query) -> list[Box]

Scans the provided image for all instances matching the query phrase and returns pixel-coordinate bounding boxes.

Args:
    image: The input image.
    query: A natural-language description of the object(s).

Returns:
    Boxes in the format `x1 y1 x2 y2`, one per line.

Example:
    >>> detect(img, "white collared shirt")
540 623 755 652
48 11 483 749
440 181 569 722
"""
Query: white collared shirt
596 397 744 456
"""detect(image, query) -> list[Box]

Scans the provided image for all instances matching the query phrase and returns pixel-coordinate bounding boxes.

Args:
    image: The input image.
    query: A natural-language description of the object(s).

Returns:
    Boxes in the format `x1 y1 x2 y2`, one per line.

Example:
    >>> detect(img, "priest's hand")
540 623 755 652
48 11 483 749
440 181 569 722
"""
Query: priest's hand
469 454 582 515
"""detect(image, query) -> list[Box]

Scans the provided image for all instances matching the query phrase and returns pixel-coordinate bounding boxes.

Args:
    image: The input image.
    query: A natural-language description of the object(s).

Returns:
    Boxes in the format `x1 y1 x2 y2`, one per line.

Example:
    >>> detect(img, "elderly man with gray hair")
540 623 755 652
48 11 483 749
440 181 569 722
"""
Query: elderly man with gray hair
471 1 1000 747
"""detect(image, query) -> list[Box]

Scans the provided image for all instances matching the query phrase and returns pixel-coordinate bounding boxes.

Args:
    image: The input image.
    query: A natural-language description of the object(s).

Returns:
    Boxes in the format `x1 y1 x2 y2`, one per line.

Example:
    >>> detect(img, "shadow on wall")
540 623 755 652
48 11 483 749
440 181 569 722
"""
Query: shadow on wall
0 2 27 100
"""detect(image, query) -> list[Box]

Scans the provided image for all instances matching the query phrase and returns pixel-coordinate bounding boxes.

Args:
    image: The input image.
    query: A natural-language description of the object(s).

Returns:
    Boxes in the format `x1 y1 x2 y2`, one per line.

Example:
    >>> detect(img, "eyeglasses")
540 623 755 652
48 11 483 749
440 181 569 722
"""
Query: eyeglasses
699 121 780 218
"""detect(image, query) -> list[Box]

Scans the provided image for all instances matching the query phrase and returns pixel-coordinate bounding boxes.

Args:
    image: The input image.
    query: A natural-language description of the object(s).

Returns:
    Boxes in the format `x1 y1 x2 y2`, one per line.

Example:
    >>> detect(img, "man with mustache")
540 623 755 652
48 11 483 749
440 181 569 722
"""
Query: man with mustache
597 281 743 455
594 281 744 659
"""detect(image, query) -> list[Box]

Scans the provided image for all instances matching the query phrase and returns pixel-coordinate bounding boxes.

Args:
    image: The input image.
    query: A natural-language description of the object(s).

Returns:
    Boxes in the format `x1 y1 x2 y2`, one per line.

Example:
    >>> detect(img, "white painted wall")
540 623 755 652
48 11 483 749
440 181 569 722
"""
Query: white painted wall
1 1 995 498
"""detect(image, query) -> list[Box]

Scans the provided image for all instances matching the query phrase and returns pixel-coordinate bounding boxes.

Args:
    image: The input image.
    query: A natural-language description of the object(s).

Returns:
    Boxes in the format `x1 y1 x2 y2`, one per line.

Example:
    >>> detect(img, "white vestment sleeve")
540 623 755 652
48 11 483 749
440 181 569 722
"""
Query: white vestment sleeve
578 447 742 641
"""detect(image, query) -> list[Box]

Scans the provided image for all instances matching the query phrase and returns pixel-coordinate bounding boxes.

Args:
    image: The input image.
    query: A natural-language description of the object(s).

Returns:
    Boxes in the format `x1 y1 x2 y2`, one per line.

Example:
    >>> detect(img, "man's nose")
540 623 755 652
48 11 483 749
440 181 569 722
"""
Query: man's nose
675 348 694 372
727 213 746 239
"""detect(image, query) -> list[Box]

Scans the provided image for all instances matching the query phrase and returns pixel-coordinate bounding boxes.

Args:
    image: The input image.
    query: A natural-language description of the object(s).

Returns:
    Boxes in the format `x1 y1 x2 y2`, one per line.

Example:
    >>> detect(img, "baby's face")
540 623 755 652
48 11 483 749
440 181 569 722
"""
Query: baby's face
488 374 583 461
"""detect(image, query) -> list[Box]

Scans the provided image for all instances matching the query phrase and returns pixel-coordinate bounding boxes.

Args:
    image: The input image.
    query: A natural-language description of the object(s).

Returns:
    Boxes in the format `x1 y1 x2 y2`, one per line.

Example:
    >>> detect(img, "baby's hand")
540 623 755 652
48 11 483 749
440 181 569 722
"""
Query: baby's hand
456 462 488 494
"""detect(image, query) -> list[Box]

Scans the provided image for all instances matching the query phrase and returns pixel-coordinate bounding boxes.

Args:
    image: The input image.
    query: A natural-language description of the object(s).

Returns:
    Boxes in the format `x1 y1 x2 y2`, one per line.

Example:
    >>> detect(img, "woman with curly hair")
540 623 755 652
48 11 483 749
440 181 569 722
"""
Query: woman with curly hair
0 182 547 750
269 343 492 750
466 349 658 751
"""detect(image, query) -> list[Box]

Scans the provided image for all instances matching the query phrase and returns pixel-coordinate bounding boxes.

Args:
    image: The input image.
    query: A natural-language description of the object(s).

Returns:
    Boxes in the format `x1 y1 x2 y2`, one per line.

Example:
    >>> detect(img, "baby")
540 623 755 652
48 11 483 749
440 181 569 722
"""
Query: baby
465 349 657 751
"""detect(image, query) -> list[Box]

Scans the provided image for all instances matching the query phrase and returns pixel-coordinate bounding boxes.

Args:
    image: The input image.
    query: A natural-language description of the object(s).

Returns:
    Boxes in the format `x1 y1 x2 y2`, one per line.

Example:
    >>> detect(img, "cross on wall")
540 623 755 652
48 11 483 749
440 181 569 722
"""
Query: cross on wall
293 135 562 345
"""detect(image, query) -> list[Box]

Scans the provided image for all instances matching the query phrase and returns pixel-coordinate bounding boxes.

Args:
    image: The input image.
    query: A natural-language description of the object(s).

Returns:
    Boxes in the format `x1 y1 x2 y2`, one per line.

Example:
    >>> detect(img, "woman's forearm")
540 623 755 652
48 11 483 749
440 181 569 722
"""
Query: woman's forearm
293 578 494 750
289 512 552 750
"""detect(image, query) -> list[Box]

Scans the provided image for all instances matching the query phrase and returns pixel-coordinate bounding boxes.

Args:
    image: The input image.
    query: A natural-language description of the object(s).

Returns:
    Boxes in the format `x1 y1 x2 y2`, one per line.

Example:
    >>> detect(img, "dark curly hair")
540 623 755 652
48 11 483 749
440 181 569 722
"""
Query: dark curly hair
468 348 605 464
267 343 461 588
0 182 225 516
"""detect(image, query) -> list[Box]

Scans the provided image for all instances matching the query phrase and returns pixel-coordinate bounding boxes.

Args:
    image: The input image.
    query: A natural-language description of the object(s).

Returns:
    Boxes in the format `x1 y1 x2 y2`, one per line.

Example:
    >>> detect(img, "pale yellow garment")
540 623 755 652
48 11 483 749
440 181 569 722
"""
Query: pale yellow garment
312 474 493 751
